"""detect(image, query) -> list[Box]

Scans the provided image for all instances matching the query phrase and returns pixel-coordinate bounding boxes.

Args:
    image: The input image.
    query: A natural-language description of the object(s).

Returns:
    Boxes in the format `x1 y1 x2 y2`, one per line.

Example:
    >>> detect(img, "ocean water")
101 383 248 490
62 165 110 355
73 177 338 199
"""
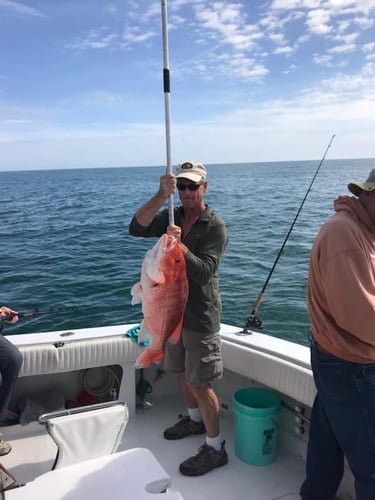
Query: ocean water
1 158 374 346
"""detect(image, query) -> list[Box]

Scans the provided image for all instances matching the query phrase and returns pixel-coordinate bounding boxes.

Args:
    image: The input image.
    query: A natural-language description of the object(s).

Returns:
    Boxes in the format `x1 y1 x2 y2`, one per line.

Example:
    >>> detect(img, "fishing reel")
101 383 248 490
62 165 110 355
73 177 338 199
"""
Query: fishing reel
247 314 263 330
238 314 263 335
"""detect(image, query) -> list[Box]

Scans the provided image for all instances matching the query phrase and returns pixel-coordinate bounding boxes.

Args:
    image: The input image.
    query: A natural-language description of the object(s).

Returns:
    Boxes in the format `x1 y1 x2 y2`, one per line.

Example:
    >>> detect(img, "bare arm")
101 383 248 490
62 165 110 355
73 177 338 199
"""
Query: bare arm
135 173 176 227
0 305 19 323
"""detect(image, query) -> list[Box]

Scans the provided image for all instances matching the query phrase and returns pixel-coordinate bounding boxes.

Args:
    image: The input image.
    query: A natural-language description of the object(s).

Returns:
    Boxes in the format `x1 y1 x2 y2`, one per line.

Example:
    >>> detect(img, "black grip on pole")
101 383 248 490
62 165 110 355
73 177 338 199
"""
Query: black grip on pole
163 68 170 93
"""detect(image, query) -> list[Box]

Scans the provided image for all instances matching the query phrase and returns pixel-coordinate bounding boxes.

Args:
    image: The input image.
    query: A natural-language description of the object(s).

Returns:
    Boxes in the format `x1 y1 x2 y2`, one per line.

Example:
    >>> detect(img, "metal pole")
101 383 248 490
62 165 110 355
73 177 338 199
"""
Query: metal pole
161 0 174 225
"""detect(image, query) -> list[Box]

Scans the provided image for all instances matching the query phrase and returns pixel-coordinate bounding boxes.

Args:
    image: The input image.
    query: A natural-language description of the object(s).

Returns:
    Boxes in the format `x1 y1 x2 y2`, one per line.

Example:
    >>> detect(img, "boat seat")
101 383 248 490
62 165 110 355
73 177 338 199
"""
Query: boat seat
4 448 184 500
38 401 128 469
10 325 144 414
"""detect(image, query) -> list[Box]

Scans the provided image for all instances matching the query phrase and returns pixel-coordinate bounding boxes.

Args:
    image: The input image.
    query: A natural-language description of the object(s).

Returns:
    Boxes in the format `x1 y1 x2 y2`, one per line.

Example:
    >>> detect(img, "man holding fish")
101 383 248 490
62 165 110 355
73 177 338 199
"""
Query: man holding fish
129 161 228 476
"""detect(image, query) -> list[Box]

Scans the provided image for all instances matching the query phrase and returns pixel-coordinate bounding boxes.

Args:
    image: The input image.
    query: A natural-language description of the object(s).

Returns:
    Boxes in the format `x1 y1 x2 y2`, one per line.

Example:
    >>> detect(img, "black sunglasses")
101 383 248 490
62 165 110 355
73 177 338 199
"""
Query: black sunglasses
177 182 202 191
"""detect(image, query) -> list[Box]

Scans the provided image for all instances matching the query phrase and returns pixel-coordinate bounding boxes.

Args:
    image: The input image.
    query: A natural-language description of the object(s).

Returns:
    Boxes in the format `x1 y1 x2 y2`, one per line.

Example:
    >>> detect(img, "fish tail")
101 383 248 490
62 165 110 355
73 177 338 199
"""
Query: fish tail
135 349 164 369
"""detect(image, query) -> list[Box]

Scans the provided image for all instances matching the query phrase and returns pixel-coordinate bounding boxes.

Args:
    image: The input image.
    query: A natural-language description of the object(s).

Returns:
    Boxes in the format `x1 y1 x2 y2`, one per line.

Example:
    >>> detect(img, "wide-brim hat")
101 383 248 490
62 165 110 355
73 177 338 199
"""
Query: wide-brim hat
348 169 375 196
176 161 206 183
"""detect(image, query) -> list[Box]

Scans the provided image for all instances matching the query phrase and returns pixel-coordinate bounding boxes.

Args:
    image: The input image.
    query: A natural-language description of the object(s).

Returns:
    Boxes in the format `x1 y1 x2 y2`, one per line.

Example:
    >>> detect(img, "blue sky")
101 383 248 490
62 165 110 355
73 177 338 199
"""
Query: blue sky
1 0 375 171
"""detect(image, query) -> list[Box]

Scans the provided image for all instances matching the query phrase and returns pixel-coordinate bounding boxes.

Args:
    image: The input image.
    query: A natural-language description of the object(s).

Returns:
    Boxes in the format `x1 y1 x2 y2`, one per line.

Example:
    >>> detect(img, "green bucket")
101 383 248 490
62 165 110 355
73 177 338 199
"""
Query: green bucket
232 387 281 466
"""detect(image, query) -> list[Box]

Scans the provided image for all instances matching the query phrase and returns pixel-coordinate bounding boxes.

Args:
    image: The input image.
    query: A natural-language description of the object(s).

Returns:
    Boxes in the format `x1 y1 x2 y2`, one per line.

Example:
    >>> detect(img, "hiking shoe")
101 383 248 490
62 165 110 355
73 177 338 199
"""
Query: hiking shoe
179 442 228 476
0 438 12 456
163 414 206 440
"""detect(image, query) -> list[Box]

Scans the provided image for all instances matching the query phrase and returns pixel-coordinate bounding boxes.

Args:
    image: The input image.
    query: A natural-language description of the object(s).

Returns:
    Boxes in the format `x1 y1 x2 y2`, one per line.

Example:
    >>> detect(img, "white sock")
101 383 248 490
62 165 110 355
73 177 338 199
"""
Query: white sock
188 407 202 422
206 434 222 451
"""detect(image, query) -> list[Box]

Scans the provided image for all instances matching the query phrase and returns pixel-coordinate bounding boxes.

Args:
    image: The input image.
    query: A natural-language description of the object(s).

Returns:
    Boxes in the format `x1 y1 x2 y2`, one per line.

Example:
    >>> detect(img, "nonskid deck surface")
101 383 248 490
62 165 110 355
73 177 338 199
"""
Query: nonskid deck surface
1 392 305 500
121 394 304 500
4 400 306 499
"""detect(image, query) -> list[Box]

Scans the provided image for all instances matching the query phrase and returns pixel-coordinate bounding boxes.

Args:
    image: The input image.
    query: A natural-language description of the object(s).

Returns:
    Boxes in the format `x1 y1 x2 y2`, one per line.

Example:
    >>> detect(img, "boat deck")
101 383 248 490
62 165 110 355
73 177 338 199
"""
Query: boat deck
122 394 306 500
1 391 306 500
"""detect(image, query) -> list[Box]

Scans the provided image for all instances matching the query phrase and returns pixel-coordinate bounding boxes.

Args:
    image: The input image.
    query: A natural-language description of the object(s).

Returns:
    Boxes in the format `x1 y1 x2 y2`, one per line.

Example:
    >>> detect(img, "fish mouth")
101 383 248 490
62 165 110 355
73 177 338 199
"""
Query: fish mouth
163 235 177 253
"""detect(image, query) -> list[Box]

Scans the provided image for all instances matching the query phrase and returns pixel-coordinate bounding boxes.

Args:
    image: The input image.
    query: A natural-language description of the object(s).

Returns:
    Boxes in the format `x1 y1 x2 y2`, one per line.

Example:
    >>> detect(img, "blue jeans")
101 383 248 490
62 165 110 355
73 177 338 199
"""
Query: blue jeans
300 340 375 500
0 334 23 419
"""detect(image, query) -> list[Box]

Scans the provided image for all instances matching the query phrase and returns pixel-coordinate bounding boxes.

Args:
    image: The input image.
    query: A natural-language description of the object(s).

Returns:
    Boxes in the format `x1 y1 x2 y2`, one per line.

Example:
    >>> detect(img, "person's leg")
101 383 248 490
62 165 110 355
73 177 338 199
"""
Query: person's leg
178 331 227 476
178 381 227 477
182 330 222 436
301 342 375 500
300 395 344 500
341 362 375 500
0 335 22 456
177 371 198 409
314 358 375 500
190 383 220 438
0 335 23 417
163 337 205 440
300 343 345 499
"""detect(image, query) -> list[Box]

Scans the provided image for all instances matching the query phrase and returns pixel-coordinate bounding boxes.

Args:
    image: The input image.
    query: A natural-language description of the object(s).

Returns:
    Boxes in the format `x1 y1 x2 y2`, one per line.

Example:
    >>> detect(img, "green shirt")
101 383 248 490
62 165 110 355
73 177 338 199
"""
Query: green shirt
129 205 228 334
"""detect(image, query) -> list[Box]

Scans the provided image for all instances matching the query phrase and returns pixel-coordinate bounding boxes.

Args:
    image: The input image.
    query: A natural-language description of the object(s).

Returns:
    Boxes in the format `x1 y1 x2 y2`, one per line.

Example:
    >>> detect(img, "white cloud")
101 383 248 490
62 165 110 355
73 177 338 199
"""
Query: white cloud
313 53 333 65
194 2 263 51
283 63 298 73
269 32 287 45
328 43 356 54
308 61 375 97
274 45 295 54
59 91 125 109
353 15 374 29
1 119 32 124
1 60 374 168
64 28 120 51
271 0 321 8
362 42 375 52
122 26 157 44
306 8 332 34
0 0 45 17
1 1 375 170
333 32 359 44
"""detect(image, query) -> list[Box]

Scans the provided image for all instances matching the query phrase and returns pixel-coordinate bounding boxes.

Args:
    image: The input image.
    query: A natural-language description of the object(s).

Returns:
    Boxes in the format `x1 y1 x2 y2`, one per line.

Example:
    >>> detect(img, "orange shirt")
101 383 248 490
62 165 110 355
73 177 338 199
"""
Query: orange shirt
308 195 375 362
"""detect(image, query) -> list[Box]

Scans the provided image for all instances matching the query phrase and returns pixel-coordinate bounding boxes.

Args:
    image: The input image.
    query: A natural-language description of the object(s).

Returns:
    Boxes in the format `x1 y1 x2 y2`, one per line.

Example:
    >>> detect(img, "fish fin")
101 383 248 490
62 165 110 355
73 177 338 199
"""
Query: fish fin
143 235 167 284
168 324 182 344
138 325 151 344
130 282 142 305
145 267 165 284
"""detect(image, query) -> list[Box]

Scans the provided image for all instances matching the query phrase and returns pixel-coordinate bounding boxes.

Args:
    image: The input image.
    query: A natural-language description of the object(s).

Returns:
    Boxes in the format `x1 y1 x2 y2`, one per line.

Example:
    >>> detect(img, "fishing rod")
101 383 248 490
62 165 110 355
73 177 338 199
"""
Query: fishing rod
0 306 77 330
161 0 174 226
241 134 336 334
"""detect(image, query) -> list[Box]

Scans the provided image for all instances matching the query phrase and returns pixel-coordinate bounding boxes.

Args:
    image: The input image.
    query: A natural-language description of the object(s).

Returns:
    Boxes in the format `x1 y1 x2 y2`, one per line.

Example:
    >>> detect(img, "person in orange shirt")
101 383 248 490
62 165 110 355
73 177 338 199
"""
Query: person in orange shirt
300 170 375 499
0 306 23 456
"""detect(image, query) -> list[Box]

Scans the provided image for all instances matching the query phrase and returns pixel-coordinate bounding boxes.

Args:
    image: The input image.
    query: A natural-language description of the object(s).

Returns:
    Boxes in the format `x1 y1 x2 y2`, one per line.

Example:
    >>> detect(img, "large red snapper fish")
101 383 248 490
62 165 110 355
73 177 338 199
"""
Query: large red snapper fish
131 234 189 368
